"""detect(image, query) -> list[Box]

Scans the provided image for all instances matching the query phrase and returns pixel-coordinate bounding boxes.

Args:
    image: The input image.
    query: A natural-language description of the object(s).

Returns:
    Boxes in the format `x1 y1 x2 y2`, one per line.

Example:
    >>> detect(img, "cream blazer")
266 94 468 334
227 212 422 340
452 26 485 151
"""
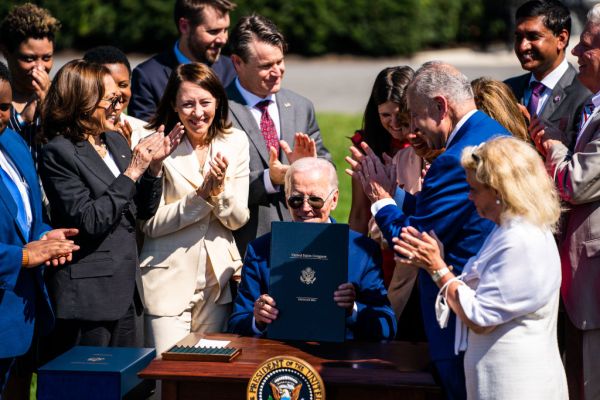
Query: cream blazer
139 128 250 316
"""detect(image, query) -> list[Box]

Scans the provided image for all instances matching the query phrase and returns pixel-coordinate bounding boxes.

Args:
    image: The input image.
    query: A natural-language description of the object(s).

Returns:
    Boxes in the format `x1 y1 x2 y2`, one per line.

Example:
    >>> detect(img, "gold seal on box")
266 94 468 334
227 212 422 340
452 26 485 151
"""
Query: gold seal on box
247 355 325 400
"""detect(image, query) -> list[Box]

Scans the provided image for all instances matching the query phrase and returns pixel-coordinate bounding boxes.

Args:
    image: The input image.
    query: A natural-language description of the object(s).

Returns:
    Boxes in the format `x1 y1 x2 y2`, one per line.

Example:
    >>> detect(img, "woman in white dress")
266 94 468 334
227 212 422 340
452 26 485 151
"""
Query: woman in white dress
393 136 567 400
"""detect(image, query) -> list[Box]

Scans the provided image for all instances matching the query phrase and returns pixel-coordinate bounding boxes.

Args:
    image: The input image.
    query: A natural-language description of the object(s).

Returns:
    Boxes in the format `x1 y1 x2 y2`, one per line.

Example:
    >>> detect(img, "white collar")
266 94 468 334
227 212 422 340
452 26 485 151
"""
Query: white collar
528 58 569 90
234 78 276 108
447 109 477 146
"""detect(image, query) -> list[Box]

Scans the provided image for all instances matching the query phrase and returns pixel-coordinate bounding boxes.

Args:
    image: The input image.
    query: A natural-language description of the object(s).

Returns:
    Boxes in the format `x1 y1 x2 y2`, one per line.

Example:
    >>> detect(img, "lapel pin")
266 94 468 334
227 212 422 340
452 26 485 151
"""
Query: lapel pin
121 154 126 158
553 95 561 103
284 102 291 108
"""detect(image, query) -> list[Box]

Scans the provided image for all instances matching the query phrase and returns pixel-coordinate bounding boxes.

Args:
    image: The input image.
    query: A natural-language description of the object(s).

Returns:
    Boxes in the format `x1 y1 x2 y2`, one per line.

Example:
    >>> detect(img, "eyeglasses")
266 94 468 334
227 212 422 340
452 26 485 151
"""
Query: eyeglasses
98 95 124 110
287 189 336 210
0 103 11 112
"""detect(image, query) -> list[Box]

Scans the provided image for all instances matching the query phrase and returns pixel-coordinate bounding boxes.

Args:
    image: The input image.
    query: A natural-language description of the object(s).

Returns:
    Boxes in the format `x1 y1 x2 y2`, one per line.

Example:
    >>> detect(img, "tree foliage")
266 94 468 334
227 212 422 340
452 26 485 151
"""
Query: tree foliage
0 0 510 56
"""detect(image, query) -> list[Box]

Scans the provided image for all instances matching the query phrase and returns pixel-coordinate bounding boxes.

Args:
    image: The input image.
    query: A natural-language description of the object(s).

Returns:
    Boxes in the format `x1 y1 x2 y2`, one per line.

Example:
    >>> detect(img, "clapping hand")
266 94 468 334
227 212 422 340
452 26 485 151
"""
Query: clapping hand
26 228 80 268
197 152 229 198
269 133 317 185
280 132 317 163
391 226 445 274
345 141 397 203
125 123 185 180
116 118 133 146
529 116 562 156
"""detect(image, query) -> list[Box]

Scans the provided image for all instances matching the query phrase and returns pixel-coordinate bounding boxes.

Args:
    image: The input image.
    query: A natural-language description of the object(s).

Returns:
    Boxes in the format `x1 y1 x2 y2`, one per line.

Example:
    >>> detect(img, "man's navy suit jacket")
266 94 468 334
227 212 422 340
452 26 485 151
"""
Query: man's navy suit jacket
129 48 237 122
0 128 53 358
375 110 510 361
228 227 397 341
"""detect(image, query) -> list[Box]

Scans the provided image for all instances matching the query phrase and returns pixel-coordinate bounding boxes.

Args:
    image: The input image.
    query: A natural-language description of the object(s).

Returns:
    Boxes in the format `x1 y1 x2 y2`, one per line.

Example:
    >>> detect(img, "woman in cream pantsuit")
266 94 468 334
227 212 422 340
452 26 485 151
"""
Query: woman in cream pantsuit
140 63 249 354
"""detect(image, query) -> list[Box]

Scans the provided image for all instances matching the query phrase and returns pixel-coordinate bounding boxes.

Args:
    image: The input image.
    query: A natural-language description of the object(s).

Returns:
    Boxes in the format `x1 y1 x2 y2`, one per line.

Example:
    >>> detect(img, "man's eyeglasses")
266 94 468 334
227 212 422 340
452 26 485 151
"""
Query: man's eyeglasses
287 189 336 210
98 95 124 110
0 103 11 112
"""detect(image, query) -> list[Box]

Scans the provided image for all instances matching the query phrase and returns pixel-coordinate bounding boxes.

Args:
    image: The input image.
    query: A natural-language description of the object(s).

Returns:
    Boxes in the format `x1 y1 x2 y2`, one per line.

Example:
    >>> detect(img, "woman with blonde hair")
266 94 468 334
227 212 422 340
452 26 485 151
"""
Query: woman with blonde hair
393 136 567 399
471 77 529 142
140 63 250 354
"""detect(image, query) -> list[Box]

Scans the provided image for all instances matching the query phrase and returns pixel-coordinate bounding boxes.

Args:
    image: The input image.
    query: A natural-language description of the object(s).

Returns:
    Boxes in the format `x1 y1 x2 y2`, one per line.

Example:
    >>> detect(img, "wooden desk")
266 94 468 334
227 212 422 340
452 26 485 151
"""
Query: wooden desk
140 334 442 400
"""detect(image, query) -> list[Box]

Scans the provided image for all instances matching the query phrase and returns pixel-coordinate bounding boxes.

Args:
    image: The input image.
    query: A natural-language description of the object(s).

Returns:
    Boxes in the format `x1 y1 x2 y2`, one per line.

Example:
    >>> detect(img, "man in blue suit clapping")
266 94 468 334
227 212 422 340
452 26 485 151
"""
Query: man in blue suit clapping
0 62 79 395
347 62 510 399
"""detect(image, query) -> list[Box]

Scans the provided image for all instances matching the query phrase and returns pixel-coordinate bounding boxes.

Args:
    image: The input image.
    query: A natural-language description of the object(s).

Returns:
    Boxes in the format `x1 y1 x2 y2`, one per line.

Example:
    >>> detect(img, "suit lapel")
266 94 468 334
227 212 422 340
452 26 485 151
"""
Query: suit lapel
0 134 32 243
164 136 203 188
575 112 600 152
227 83 271 164
446 111 485 150
515 73 531 103
541 65 577 121
74 137 118 186
104 132 131 173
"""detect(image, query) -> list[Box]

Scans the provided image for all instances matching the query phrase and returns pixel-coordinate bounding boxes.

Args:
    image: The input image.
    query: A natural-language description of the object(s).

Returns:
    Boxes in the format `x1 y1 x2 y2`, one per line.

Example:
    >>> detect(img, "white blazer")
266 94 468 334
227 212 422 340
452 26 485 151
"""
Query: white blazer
139 127 250 316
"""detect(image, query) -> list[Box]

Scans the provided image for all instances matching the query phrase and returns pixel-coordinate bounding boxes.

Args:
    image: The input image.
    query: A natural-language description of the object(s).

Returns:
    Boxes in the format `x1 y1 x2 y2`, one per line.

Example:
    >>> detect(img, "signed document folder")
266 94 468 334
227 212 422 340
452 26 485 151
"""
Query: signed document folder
268 221 349 342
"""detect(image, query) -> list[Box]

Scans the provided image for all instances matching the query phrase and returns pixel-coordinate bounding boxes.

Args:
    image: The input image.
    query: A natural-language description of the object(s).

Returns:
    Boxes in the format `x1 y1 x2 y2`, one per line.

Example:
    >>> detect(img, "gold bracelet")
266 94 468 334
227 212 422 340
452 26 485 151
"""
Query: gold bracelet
21 248 29 267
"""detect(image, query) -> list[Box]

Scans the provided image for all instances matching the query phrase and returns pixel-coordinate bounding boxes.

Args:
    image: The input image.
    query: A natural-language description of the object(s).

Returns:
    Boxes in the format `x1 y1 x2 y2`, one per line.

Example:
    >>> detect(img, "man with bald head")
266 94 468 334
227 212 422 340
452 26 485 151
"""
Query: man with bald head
228 157 396 341
347 62 510 399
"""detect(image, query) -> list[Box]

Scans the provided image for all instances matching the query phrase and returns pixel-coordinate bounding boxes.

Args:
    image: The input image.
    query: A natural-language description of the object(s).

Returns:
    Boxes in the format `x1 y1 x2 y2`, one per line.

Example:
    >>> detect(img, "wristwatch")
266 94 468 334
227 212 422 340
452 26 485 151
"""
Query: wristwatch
430 266 451 283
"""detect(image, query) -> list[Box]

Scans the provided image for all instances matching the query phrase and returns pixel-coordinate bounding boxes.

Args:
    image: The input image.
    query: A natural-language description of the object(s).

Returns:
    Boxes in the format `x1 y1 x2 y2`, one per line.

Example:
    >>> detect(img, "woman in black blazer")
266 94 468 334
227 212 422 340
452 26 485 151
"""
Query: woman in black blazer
39 60 183 355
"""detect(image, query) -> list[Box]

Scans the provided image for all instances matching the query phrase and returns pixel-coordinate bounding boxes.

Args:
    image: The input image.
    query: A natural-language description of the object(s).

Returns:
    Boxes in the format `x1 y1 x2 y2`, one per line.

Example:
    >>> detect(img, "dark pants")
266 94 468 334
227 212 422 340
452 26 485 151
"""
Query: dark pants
0 358 14 397
432 354 467 400
42 300 143 365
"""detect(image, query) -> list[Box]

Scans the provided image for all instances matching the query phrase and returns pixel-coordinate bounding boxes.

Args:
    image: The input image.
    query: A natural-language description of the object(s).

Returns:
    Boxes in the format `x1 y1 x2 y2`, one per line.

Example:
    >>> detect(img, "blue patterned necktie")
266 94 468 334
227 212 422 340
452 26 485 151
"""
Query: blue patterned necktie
0 165 30 240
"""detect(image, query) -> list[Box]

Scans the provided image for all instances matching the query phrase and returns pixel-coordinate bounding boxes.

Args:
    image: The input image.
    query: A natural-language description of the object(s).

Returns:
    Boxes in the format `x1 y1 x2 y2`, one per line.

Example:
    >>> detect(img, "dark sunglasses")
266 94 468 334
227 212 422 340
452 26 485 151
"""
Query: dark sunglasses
98 95 124 110
0 103 11 112
287 189 335 210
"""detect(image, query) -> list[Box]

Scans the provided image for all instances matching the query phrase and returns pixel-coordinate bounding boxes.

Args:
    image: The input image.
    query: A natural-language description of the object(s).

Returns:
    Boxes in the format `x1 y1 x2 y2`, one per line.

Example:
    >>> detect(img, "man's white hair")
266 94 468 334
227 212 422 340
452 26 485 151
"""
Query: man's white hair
588 3 600 26
284 157 338 195
407 61 473 107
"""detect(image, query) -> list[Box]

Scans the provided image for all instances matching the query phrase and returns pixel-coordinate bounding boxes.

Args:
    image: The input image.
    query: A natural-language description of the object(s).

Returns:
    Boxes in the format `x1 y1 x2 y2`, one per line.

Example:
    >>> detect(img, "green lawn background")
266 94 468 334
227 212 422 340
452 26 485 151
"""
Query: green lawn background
316 112 362 223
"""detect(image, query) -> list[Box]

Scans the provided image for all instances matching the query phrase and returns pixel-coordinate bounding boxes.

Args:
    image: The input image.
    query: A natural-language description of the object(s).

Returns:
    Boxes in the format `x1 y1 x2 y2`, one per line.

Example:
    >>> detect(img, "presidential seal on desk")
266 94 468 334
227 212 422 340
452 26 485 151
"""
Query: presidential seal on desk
247 355 325 400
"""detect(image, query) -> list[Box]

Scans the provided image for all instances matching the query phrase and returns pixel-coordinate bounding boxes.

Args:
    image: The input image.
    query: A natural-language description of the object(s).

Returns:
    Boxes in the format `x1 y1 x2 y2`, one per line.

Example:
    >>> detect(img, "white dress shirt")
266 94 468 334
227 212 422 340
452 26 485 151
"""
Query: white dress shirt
0 148 32 227
235 78 282 194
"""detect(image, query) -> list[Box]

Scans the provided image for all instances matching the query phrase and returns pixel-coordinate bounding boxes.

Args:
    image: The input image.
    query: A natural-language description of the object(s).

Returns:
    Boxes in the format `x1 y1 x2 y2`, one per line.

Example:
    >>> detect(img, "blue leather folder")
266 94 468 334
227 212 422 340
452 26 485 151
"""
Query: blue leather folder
268 221 349 342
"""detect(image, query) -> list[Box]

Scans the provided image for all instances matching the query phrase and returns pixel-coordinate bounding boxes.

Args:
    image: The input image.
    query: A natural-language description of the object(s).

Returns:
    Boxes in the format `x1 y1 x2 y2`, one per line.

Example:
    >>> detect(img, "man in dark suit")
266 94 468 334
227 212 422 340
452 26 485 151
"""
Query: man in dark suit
226 15 331 256
348 62 510 399
228 158 396 341
0 62 78 394
505 0 590 148
129 0 237 121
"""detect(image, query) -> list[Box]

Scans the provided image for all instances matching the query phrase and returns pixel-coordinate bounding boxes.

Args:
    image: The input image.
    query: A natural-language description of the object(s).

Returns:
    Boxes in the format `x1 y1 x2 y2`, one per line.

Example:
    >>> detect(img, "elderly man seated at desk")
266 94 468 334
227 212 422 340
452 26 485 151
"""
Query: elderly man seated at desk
228 157 396 340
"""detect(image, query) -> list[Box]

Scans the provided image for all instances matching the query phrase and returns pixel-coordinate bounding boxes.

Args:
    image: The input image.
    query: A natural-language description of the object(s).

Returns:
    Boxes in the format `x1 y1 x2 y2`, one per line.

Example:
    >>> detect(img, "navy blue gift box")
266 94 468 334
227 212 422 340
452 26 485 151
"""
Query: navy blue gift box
38 346 156 400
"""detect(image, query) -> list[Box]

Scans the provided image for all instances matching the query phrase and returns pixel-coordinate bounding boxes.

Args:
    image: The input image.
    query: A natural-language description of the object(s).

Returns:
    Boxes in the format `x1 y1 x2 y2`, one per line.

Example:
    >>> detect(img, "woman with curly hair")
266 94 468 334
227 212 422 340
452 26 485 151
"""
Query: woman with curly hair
0 3 60 166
